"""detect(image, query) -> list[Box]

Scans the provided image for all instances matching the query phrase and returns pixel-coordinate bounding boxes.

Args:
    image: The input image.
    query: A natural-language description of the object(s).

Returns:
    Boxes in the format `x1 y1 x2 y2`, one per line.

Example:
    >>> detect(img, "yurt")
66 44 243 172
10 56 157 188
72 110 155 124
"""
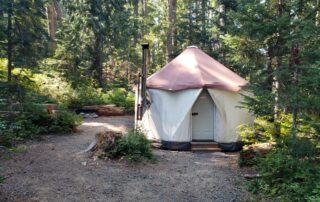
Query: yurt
137 46 253 151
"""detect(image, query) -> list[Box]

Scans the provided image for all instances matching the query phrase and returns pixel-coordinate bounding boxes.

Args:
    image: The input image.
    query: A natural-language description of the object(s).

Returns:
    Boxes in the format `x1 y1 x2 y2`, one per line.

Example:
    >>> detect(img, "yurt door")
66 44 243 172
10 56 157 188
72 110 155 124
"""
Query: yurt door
192 91 215 140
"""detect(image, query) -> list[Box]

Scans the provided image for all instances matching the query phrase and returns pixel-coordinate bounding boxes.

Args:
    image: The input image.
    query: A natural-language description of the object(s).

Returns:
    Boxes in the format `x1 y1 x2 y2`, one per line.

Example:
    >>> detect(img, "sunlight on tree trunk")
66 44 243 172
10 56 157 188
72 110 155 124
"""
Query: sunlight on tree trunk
7 1 12 82
167 0 176 62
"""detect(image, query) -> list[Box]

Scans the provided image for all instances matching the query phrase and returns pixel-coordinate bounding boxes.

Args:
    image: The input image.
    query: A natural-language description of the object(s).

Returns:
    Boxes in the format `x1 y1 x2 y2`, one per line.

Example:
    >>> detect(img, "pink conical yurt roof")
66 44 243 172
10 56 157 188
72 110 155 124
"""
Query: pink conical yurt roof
146 46 247 92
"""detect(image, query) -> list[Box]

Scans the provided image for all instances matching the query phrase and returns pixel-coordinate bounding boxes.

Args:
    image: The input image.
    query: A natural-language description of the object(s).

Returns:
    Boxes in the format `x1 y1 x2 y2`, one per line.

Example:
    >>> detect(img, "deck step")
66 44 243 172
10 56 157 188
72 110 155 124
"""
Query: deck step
191 147 222 152
191 141 218 145
191 142 221 152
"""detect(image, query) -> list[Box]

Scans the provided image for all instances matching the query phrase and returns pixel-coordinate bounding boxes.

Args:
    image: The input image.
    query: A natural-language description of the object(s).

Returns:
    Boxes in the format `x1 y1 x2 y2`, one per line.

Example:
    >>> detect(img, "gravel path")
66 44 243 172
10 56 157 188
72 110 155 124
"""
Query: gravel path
0 116 252 202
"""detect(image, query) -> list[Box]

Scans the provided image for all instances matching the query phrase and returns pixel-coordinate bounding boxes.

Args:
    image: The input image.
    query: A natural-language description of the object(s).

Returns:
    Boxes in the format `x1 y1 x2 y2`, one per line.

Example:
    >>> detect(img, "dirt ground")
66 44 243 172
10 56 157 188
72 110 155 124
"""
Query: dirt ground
0 116 254 202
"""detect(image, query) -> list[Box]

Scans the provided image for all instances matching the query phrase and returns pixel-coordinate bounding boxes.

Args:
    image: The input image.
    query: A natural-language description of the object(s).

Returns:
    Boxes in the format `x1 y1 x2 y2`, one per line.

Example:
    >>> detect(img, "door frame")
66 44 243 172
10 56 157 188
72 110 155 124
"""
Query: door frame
191 89 215 141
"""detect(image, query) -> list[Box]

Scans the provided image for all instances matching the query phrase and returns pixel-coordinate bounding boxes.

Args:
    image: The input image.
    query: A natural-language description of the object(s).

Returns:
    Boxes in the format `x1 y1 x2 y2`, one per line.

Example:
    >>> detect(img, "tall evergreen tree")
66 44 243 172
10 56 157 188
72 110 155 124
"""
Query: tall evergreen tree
56 0 132 88
0 0 48 81
224 0 320 134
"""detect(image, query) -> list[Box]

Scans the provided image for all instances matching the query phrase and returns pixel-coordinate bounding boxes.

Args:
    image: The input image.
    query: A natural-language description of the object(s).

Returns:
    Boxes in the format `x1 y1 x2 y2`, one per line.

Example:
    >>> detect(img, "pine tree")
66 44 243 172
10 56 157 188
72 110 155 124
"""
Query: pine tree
0 0 48 82
56 0 132 88
224 0 320 135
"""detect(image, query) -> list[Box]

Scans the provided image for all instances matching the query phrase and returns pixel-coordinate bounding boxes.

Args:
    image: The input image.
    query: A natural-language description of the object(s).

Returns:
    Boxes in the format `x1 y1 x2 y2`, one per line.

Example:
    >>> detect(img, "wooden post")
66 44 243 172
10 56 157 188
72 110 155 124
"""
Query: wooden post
140 43 149 118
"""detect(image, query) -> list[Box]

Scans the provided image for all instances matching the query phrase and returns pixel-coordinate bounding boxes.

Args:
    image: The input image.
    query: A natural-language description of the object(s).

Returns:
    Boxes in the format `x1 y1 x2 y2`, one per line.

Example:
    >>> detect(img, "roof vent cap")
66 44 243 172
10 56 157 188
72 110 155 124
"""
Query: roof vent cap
187 45 198 49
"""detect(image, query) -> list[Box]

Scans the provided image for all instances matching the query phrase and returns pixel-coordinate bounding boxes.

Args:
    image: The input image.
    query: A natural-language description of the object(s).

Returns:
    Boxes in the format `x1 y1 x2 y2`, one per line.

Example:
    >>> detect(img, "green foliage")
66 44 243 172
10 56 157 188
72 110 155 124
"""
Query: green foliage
0 65 56 108
239 117 276 145
66 84 109 109
249 137 320 201
0 104 82 146
0 0 48 68
110 129 153 161
9 145 27 154
240 114 320 145
31 69 74 104
66 85 134 113
56 0 133 88
49 110 82 133
176 0 221 58
106 88 135 113
0 62 134 113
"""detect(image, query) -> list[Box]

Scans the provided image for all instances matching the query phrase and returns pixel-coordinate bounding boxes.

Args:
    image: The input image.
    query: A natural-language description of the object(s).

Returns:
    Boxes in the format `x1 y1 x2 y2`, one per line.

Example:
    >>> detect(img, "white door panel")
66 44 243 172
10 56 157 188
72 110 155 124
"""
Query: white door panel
192 91 215 140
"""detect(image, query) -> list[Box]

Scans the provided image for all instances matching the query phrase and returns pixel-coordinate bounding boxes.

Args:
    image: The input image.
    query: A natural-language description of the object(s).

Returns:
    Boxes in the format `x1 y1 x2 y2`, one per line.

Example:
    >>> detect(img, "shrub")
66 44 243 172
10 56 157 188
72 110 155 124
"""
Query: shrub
239 114 319 146
0 108 45 145
249 137 320 201
106 88 134 113
110 129 153 161
0 104 82 146
65 85 134 113
239 117 276 145
49 110 82 133
66 84 109 108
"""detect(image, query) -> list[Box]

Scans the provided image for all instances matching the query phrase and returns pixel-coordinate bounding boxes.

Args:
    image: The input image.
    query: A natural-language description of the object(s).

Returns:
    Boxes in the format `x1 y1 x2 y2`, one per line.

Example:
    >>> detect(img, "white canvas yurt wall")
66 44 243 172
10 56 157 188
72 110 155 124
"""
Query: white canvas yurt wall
139 88 252 149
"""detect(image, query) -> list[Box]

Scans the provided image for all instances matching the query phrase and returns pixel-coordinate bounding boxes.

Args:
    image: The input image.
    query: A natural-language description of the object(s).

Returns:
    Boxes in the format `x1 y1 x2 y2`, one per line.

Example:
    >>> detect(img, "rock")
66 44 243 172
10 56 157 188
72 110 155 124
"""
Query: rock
79 112 99 118
212 152 228 158
244 173 261 179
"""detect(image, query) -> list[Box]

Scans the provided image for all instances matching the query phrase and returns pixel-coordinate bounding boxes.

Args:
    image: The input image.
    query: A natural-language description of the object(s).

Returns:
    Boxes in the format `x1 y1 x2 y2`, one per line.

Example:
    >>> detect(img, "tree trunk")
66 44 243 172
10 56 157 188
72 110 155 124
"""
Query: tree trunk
53 0 62 20
201 0 207 32
219 3 226 31
46 1 61 50
133 1 139 44
218 2 226 62
143 0 148 16
290 0 302 137
91 34 104 88
266 56 274 92
141 0 147 16
272 65 280 121
89 0 105 88
167 0 176 62
290 45 299 137
271 0 286 135
7 1 13 82
272 0 285 122
188 2 193 44
316 0 320 26
46 3 56 50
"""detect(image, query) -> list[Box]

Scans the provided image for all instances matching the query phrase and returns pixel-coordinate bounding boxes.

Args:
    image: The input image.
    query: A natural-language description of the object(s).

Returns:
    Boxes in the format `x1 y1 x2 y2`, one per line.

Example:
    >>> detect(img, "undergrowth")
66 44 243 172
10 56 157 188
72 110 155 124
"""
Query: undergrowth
110 129 154 162
240 114 320 201
0 104 82 146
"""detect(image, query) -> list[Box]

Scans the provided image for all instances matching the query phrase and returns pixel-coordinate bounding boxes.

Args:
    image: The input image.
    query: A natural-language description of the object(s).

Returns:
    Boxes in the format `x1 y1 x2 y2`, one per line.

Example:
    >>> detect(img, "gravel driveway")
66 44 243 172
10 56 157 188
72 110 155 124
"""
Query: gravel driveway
0 116 253 202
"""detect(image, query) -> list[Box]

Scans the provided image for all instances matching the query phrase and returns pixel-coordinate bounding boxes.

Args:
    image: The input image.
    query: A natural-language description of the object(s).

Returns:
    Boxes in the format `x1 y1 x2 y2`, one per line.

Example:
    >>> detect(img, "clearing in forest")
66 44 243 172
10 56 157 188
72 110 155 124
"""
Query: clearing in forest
0 116 253 202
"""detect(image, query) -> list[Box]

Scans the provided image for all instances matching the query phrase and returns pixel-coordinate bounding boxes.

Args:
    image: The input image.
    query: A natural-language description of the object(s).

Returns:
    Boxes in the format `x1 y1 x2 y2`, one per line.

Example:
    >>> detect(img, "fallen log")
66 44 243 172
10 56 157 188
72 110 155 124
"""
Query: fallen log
81 105 124 116
97 107 124 116
82 105 116 111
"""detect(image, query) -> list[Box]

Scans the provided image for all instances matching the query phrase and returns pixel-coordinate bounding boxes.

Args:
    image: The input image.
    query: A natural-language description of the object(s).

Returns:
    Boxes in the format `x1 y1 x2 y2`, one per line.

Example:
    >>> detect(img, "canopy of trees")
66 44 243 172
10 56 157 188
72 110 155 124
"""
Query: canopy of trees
0 0 320 200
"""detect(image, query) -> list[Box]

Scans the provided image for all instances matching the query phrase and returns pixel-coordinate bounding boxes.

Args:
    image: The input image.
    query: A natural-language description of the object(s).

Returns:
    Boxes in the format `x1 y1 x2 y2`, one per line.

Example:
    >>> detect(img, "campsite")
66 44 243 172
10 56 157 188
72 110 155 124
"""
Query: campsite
1 1 320 202
0 116 253 201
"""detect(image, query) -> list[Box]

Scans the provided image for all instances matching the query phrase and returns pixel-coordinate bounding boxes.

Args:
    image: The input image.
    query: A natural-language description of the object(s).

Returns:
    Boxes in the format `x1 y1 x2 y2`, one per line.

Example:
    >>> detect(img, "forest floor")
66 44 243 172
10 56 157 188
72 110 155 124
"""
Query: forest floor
0 116 255 202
